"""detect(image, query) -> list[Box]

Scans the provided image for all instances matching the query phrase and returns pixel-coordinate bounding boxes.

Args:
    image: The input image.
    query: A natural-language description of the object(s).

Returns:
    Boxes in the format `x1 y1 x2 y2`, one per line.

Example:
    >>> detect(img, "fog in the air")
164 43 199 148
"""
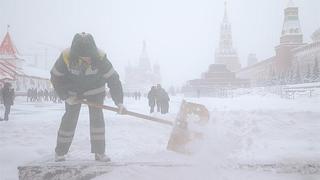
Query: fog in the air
0 0 319 88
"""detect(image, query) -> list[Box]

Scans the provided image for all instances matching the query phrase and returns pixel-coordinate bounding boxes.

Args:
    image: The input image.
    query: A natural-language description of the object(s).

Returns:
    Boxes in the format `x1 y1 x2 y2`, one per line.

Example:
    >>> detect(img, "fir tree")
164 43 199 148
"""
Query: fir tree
283 70 290 85
313 58 319 82
304 65 311 83
269 68 277 86
295 65 301 84
267 67 274 86
280 72 286 85
289 69 295 84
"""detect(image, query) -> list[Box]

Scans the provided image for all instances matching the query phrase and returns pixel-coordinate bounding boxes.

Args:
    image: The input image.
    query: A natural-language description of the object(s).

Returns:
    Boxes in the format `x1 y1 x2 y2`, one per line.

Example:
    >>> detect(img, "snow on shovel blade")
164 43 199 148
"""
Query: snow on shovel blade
167 100 210 154
81 99 209 154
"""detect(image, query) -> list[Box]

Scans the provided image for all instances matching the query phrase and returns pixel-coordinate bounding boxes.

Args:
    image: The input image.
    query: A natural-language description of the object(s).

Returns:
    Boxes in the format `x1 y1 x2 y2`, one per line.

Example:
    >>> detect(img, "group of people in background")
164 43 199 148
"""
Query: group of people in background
147 84 170 114
1 84 61 121
0 83 171 121
133 91 142 100
27 88 61 103
124 91 142 100
0 82 15 121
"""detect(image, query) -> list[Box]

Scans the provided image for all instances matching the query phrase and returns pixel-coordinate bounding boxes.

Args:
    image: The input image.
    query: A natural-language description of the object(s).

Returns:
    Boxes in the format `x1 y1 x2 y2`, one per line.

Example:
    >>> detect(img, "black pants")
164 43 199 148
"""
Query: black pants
150 105 155 113
4 105 11 120
55 95 105 156
149 100 155 113
161 101 169 114
156 101 161 112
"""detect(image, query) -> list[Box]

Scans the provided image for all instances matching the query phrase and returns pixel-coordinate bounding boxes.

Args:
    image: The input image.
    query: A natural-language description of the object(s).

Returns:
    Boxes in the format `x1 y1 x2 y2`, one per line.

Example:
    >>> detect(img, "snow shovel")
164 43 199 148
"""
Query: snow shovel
81 100 210 154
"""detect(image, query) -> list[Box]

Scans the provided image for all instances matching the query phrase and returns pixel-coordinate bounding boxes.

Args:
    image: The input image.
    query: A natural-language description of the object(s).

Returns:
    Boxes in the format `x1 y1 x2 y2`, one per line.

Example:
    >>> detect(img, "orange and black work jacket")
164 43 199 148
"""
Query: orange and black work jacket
50 48 123 105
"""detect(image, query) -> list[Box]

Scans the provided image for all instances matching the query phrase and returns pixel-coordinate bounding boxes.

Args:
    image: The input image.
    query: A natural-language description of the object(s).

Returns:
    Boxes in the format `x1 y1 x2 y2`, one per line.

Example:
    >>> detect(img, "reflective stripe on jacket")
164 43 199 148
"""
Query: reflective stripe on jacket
50 48 123 105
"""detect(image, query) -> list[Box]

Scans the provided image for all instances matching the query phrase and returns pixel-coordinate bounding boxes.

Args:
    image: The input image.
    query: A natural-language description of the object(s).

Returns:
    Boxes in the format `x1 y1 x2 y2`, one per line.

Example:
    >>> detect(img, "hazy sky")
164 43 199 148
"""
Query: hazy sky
0 0 319 88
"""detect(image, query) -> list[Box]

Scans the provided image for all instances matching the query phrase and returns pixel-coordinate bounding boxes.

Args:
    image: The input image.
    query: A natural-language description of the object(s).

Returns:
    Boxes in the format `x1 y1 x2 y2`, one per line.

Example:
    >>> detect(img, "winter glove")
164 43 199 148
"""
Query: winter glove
65 96 81 105
116 103 127 115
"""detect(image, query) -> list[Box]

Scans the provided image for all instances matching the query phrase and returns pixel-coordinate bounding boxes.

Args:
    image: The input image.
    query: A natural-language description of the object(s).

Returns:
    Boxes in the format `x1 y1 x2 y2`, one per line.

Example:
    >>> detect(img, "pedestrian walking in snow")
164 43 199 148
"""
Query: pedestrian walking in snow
155 84 162 112
38 89 43 102
158 87 170 114
1 82 15 121
44 89 49 101
154 84 170 114
33 88 38 102
27 88 32 102
147 86 157 113
50 32 126 162
134 92 138 100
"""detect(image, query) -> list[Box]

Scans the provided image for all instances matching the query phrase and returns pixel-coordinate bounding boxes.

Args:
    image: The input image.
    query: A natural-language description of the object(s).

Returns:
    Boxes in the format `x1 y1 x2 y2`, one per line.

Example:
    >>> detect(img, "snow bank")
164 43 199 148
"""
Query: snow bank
1 94 320 180
95 94 320 180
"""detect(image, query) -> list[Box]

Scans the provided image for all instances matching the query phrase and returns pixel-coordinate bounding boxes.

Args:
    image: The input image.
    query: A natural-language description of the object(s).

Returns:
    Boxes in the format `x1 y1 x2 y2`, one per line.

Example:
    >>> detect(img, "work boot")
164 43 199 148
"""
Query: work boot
95 153 111 162
55 153 66 162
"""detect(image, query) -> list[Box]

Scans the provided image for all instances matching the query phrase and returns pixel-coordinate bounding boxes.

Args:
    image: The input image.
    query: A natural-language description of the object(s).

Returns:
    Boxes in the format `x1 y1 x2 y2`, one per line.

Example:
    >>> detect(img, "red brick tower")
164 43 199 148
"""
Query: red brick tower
275 0 304 74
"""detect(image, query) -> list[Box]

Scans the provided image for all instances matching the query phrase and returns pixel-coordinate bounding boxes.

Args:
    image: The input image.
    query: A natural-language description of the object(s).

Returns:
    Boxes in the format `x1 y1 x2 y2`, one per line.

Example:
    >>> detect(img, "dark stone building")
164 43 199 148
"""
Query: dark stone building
182 64 249 97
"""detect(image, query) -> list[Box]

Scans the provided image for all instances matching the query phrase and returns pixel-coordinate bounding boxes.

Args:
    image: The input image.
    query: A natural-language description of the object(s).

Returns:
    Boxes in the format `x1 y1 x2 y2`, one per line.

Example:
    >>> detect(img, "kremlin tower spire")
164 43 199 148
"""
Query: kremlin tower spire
139 40 152 71
280 0 303 44
275 0 304 73
223 1 228 22
0 26 19 59
215 1 241 72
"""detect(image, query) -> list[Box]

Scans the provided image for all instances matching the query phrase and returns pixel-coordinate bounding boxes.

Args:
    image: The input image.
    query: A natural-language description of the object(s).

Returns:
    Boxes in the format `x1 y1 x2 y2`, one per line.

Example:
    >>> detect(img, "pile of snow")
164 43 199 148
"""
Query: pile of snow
0 93 320 180
96 94 320 180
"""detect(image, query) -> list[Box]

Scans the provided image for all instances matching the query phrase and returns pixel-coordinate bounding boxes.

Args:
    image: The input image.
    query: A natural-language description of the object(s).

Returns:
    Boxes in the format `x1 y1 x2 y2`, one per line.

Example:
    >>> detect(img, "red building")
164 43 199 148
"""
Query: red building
215 1 241 72
0 31 50 93
236 0 319 86
182 1 247 97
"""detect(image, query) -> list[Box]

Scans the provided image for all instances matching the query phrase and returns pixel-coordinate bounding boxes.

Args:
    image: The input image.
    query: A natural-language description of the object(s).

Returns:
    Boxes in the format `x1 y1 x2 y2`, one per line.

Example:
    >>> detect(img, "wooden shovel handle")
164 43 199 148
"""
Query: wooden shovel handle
81 100 173 126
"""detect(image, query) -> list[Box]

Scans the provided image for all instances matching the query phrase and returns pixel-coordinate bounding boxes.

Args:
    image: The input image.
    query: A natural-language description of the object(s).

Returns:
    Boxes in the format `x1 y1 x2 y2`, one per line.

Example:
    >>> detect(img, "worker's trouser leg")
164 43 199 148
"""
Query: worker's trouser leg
55 103 81 156
87 95 105 154
55 95 106 155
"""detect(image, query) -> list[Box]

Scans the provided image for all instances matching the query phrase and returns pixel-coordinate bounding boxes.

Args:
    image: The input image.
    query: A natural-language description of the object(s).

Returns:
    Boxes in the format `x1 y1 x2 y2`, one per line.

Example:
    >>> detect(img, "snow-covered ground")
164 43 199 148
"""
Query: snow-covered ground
0 93 320 180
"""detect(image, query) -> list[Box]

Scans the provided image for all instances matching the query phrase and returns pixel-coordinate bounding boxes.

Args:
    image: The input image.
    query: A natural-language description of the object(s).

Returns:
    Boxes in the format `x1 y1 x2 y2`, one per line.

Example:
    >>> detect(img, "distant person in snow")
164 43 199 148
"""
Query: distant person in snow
27 88 32 102
44 89 49 101
155 84 170 114
155 84 162 112
1 82 15 121
50 32 126 162
147 86 157 113
158 86 170 114
134 91 138 100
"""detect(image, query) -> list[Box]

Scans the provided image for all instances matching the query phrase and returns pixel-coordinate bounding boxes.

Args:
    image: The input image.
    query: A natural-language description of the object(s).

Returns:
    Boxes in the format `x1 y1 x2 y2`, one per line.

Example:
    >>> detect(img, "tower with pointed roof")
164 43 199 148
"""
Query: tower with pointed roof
0 28 50 91
0 32 19 59
0 30 24 68
153 61 161 84
275 0 305 73
139 40 152 71
124 41 161 93
236 0 320 86
280 0 303 44
215 1 241 72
